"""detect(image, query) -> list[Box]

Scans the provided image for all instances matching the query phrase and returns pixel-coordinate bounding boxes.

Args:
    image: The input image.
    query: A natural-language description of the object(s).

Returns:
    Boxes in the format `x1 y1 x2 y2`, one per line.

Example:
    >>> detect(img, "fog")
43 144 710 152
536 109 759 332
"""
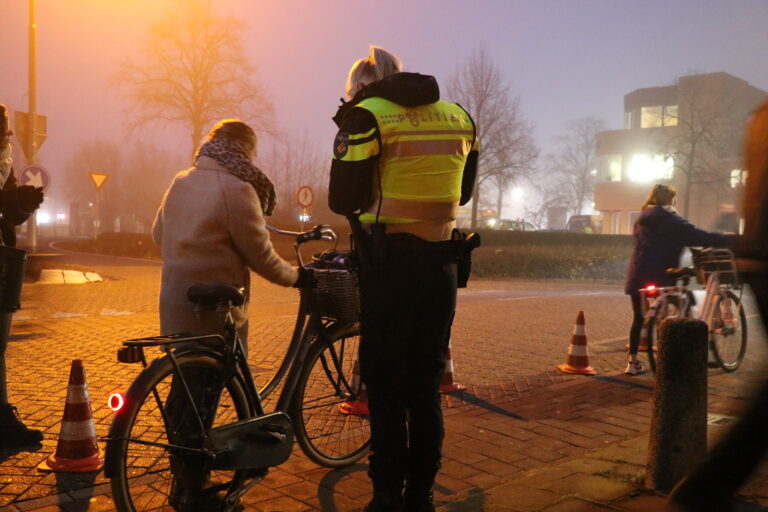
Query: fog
2 0 767 231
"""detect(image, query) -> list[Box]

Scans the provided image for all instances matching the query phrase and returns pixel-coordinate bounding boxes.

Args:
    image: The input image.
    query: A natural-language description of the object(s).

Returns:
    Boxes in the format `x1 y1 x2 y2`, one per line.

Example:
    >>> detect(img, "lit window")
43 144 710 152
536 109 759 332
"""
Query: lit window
731 169 747 188
641 106 663 128
663 105 678 126
628 154 674 182
608 155 622 181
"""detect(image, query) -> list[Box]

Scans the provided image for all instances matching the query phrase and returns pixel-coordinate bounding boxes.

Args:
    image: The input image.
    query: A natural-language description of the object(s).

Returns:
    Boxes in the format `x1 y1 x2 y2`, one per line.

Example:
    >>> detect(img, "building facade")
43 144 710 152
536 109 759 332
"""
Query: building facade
593 72 766 234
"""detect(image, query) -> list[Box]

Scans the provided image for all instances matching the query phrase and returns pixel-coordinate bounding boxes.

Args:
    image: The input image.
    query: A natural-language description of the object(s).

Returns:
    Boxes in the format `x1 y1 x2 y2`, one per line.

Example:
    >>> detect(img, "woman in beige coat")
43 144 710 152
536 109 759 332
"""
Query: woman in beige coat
152 119 306 511
152 119 304 344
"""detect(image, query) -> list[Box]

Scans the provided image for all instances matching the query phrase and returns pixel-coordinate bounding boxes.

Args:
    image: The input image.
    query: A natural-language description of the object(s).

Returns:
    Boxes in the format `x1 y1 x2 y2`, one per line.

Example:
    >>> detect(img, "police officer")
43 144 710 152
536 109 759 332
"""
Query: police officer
329 47 478 512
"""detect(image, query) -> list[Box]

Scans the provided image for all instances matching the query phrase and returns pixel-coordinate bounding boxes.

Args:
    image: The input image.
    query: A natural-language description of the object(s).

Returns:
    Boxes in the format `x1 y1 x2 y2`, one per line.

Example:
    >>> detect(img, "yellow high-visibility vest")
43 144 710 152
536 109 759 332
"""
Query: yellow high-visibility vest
353 97 476 225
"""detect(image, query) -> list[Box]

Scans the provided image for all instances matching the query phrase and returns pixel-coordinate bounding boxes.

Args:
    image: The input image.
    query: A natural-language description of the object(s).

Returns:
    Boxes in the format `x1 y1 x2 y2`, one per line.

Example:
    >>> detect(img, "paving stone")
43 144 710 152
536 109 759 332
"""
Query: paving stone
538 497 617 511
486 483 562 511
541 473 636 503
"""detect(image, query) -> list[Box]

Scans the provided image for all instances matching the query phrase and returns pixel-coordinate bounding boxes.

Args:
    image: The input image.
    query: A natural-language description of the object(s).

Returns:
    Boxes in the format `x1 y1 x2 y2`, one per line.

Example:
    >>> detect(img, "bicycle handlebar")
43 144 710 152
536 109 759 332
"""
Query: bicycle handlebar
266 224 337 244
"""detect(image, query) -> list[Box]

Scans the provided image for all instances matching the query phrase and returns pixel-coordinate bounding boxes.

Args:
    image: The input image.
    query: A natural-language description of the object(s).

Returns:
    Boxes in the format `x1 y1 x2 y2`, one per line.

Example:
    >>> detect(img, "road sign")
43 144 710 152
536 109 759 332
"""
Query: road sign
19 164 50 192
14 111 47 162
296 186 314 207
89 172 110 191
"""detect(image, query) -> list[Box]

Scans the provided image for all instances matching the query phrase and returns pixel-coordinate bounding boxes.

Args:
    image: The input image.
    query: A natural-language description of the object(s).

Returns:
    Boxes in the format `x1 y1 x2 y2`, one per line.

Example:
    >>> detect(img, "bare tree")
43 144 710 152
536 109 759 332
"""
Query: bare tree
120 143 185 230
260 135 330 222
548 117 605 217
448 47 538 227
63 139 122 231
662 75 742 218
116 0 274 158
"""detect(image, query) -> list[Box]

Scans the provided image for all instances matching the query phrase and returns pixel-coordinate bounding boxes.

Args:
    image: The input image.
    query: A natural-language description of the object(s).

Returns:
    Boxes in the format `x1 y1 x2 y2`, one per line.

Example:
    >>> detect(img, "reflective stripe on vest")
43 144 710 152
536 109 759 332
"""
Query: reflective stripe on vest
357 97 474 224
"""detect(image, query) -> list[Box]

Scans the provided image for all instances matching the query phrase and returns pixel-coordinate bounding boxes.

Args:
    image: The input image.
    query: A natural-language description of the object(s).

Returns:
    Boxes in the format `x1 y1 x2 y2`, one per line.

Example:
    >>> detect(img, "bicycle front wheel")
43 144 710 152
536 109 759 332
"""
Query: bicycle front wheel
109 352 252 512
290 324 371 468
710 291 748 372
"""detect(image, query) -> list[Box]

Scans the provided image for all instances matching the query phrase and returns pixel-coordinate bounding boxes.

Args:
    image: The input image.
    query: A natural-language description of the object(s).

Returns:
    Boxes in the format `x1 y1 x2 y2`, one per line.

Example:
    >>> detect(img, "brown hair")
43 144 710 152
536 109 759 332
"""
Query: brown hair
205 119 257 156
345 46 403 98
0 105 8 135
644 183 677 207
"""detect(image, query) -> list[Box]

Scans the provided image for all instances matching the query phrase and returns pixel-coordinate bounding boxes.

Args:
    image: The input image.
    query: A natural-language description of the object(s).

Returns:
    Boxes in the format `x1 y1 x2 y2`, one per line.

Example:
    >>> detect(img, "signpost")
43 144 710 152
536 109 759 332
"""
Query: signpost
19 164 50 192
14 112 46 163
296 186 314 231
89 172 110 238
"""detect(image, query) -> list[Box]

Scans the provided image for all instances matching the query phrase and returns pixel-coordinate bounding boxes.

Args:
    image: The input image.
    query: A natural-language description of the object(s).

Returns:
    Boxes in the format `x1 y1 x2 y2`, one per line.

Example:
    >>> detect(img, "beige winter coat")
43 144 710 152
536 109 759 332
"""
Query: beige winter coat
152 156 298 344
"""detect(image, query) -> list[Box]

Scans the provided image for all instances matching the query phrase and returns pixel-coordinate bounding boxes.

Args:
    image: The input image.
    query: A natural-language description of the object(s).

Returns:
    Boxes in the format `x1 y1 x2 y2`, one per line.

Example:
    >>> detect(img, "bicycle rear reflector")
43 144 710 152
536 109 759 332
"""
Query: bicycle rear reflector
109 393 125 413
645 284 658 296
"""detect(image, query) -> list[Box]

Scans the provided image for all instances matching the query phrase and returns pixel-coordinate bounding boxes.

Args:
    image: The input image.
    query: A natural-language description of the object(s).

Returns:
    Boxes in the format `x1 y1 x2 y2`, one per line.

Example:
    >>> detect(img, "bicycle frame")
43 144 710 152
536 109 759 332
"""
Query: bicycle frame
106 224 355 457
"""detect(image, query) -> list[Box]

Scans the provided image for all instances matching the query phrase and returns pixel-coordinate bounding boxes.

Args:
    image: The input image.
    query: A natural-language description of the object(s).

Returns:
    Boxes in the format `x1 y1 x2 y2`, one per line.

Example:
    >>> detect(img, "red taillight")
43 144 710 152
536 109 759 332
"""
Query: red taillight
109 393 125 413
645 284 658 297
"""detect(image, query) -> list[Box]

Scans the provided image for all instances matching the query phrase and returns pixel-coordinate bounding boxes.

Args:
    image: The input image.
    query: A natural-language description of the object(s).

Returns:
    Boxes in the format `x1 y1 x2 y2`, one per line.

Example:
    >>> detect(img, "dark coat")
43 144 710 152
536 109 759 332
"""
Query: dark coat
624 205 736 295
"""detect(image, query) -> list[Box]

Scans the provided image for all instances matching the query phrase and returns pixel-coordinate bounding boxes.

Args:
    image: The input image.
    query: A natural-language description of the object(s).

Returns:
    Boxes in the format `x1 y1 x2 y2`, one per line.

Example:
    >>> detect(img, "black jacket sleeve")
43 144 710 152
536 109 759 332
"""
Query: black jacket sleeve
328 107 380 216
672 213 736 247
460 150 478 206
455 103 478 206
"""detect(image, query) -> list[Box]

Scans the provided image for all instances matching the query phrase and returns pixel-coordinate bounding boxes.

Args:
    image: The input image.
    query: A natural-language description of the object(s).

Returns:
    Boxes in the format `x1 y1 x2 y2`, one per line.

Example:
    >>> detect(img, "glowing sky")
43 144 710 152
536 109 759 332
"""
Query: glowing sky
2 0 767 217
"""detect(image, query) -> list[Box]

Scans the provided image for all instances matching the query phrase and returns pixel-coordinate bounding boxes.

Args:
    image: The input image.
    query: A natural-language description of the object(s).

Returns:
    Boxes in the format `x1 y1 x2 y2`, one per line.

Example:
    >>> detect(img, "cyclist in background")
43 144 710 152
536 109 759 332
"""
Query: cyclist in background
624 184 735 375
151 119 310 511
329 46 478 512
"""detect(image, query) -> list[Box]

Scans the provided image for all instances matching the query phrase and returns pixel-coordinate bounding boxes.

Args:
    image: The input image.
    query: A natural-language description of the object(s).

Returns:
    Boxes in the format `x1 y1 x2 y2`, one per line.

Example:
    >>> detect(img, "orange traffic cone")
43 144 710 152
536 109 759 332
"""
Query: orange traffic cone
339 360 369 416
440 340 465 393
38 359 104 472
625 322 657 352
557 311 597 376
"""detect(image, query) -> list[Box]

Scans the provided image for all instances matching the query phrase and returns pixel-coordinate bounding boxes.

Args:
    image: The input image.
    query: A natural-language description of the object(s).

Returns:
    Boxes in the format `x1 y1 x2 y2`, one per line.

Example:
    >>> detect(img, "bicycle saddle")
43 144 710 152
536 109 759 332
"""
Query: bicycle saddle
665 267 697 279
187 284 246 307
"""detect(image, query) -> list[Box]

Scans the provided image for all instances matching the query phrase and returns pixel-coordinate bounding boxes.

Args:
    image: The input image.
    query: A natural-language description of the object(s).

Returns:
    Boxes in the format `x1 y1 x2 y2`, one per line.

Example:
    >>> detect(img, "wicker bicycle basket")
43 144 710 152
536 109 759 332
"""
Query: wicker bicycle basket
310 252 360 322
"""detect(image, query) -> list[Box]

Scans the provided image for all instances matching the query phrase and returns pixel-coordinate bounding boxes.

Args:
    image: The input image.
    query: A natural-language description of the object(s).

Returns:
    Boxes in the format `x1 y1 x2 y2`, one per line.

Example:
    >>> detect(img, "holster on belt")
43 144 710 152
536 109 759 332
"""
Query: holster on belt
346 214 374 272
451 229 481 288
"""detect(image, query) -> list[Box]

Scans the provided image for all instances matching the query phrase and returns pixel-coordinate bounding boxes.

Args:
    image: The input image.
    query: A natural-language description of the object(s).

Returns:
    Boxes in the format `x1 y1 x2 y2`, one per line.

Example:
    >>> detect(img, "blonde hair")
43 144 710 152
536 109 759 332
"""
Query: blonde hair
644 183 677 207
205 119 257 155
345 46 403 98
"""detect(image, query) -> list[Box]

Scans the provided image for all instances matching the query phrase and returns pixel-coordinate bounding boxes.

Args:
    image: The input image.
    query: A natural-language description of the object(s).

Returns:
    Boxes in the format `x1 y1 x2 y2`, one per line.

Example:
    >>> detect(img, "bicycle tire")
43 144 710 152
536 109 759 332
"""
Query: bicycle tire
290 324 371 468
109 352 252 512
709 291 748 372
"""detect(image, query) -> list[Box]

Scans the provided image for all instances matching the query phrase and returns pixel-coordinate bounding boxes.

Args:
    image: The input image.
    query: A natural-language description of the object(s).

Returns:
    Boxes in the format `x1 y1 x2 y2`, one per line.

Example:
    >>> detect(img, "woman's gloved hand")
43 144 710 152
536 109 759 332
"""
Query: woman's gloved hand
293 267 315 289
1 185 44 215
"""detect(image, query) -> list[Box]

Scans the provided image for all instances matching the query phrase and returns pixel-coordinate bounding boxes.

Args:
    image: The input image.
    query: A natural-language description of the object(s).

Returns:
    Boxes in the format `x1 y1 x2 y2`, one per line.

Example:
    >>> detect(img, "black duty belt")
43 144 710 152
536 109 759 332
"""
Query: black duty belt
381 233 457 260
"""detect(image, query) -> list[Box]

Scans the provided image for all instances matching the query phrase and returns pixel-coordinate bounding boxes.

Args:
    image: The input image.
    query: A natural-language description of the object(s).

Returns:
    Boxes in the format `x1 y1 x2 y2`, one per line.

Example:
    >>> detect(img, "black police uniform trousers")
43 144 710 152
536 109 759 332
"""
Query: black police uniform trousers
358 233 457 495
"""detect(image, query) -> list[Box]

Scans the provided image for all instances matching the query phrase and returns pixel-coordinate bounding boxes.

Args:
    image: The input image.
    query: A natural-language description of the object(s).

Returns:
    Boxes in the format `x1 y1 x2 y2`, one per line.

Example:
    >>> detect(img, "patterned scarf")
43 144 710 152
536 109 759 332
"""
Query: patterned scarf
196 137 277 216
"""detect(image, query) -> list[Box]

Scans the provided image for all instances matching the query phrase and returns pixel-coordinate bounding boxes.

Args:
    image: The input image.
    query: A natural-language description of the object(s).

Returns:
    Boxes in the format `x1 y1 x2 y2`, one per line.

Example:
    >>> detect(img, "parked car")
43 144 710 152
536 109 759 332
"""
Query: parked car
566 215 603 233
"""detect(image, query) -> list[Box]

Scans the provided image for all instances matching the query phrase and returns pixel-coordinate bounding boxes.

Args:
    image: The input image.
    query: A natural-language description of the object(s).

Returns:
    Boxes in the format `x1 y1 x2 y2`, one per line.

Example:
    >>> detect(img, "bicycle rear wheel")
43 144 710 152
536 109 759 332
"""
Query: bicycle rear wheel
290 324 371 468
108 352 252 512
710 291 748 372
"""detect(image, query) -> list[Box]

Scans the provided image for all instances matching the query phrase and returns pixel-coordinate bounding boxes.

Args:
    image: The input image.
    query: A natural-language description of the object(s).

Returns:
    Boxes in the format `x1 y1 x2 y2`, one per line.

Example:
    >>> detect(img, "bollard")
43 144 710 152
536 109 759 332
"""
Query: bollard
646 317 708 493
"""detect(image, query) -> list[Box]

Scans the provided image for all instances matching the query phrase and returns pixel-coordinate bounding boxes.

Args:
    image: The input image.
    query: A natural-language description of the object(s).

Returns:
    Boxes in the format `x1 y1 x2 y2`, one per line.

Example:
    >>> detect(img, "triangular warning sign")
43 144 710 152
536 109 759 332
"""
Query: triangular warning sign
89 172 110 191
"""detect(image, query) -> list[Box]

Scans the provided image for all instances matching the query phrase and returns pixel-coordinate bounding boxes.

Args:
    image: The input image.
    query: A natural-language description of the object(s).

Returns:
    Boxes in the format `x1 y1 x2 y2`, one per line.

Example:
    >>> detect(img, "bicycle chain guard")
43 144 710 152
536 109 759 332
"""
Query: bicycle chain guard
203 411 294 470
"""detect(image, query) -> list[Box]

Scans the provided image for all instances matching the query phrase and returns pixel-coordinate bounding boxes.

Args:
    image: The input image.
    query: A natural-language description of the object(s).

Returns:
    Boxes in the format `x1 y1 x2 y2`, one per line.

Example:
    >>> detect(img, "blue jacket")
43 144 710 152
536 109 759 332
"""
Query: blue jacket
624 205 736 295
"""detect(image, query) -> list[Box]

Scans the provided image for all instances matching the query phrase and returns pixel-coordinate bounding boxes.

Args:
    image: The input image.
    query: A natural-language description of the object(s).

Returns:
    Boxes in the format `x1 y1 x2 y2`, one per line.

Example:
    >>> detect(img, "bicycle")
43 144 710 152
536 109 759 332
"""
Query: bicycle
104 224 371 512
639 247 747 373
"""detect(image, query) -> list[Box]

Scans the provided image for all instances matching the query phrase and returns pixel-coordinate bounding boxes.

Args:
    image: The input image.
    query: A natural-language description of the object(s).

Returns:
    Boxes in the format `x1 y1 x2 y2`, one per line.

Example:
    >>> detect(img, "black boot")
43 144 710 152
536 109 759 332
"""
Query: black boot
362 487 404 512
0 404 42 448
404 487 435 512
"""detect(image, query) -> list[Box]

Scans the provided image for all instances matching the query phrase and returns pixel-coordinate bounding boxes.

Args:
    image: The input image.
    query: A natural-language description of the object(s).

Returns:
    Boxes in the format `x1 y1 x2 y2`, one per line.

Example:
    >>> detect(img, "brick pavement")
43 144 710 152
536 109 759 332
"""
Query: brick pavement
1 251 767 511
